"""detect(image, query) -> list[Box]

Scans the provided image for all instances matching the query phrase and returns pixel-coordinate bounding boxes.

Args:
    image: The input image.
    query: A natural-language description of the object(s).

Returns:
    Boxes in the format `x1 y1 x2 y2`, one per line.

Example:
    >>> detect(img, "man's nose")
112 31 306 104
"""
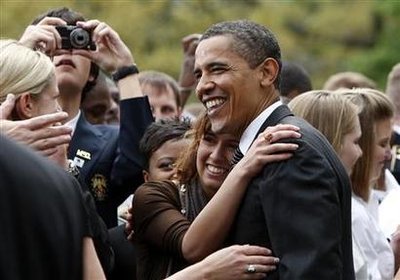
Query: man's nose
195 75 215 100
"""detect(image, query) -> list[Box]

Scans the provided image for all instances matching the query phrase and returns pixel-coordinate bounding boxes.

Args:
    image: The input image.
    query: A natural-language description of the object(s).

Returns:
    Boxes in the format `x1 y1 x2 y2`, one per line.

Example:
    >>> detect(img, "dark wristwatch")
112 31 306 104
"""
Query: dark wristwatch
112 65 139 82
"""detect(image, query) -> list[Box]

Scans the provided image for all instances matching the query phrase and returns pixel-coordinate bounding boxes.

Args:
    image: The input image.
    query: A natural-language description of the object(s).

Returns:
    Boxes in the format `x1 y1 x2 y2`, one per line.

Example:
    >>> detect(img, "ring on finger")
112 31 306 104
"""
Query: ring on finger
245 264 257 274
264 133 273 143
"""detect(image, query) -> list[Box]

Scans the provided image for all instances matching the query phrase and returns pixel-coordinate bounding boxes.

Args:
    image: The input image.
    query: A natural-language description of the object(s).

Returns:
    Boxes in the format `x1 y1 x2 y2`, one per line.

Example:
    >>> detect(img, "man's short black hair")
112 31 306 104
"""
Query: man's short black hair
201 20 282 90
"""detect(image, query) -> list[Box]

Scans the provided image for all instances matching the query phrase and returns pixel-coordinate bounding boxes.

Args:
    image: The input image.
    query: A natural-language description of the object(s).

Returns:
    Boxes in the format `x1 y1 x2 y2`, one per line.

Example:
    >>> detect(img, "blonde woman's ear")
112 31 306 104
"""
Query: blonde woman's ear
14 93 34 120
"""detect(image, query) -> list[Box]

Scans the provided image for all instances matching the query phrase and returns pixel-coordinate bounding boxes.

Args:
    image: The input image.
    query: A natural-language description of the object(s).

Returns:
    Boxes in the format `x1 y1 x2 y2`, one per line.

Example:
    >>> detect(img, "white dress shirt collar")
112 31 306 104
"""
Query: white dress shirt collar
65 110 81 137
239 101 282 154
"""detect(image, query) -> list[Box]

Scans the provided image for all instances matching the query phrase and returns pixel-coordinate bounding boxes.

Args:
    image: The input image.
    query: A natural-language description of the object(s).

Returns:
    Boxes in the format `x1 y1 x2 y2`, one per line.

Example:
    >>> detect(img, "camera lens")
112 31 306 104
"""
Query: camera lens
70 28 90 49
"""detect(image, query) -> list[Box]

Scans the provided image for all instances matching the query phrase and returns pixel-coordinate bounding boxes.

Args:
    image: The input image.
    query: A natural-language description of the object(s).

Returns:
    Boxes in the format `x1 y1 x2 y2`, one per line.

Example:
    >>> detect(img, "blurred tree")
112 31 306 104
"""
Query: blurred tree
0 0 397 95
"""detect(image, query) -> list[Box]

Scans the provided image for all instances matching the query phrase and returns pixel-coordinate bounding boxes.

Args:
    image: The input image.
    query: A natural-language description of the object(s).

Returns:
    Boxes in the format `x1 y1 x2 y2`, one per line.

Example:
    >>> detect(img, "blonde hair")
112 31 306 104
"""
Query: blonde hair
289 90 360 154
0 39 54 103
338 88 394 201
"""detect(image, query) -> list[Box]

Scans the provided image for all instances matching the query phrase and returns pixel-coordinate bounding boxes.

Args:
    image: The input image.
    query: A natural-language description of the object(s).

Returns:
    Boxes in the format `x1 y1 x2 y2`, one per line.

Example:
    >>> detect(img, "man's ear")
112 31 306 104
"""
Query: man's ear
14 93 34 120
259 58 279 88
143 170 150 182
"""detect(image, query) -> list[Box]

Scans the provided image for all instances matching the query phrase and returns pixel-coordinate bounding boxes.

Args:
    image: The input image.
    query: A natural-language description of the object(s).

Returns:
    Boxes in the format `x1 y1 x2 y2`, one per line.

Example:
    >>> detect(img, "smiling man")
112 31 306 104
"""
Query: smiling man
194 20 355 279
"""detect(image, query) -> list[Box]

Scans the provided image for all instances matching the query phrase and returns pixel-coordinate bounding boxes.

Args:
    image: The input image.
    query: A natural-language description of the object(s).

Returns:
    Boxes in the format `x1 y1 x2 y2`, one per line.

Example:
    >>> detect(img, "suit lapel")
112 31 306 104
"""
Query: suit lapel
68 114 103 172
256 104 294 137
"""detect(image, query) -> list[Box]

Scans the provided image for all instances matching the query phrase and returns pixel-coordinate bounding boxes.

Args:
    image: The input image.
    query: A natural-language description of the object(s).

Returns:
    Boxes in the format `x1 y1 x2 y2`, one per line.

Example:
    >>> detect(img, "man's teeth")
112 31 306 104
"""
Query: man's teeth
205 98 224 109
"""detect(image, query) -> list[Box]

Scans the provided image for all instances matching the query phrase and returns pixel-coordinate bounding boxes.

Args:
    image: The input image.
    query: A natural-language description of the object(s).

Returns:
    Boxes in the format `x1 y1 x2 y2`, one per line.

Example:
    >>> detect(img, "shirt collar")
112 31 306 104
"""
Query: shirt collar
239 101 282 154
65 110 81 137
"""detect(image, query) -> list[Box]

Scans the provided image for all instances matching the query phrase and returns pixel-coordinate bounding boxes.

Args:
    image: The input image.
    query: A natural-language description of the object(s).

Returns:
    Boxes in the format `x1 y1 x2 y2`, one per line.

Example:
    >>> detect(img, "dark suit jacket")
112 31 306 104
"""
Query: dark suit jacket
228 105 355 279
0 135 86 280
68 97 153 228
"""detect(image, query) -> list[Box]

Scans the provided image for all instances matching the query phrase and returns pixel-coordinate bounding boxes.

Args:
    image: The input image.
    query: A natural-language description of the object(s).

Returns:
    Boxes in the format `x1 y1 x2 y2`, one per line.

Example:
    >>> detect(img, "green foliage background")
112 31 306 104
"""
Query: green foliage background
1 0 399 103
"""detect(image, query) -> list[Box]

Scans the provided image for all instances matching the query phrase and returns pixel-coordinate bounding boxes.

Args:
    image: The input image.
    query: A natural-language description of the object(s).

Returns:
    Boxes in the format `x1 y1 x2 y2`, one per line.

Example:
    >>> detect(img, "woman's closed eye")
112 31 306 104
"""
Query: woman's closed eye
158 160 176 171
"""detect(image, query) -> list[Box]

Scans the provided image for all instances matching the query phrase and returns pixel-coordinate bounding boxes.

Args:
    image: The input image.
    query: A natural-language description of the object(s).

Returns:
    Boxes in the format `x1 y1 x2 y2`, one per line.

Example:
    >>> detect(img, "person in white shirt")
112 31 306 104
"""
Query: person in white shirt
341 88 398 280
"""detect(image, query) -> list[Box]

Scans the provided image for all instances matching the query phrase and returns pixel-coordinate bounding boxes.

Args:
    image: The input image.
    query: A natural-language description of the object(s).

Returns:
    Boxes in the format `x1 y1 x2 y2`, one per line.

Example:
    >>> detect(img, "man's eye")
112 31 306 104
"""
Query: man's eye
210 65 229 73
210 67 223 72
194 71 202 81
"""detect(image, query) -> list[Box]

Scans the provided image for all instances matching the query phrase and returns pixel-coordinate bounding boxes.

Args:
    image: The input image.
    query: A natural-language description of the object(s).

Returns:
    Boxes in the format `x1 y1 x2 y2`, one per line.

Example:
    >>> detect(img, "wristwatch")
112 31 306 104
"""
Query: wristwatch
112 65 139 82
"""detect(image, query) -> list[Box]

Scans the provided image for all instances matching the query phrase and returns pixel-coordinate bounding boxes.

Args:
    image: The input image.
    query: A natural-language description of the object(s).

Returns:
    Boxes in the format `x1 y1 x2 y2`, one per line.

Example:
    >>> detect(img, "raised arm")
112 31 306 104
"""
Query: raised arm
73 20 153 192
181 124 300 262
178 34 201 107
73 20 143 100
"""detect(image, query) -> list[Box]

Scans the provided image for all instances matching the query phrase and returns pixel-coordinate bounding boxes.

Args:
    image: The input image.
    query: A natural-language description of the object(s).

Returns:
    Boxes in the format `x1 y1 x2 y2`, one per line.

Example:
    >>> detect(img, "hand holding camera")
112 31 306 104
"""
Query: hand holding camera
20 17 134 75
71 20 135 74
19 17 95 55
19 17 66 55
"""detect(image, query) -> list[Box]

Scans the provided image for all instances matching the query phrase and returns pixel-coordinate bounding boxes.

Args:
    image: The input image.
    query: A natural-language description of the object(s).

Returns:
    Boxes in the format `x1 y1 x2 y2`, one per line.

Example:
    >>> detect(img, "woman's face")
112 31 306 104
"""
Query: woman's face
31 75 61 117
196 129 238 199
144 138 192 182
338 117 363 176
370 118 392 183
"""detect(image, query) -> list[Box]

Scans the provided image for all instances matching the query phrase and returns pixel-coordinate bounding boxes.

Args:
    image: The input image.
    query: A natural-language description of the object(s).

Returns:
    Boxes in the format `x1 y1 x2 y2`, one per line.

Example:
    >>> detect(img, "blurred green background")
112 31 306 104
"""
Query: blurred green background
1 0 399 103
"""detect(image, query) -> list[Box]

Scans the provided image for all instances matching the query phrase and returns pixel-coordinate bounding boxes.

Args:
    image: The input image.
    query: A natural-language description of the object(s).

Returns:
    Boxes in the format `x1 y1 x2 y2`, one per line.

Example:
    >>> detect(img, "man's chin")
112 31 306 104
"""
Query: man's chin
57 79 85 95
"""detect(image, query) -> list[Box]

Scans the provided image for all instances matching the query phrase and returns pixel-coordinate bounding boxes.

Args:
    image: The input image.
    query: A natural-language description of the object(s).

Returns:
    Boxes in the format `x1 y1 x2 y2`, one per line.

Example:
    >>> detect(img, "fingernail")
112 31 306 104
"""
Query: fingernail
274 257 280 263
6 93 15 100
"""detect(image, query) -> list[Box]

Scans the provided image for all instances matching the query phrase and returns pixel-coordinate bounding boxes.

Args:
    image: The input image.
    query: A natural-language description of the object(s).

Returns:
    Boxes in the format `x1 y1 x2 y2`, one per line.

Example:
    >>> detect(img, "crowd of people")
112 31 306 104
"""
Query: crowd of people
1 6 400 280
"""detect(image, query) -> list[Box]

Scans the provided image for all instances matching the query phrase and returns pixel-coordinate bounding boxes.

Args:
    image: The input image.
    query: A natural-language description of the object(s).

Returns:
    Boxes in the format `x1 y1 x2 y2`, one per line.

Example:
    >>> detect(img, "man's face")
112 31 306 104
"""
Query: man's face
53 53 91 93
194 35 266 135
142 83 181 121
81 82 113 125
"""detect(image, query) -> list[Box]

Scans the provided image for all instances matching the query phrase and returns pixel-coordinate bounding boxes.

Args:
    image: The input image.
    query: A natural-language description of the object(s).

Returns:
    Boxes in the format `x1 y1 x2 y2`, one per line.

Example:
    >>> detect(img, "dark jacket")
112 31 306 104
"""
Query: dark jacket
228 105 355 280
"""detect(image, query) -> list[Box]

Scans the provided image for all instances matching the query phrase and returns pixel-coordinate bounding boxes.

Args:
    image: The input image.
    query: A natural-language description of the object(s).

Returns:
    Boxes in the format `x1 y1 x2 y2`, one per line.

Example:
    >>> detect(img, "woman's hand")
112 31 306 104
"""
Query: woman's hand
167 244 279 280
236 124 300 178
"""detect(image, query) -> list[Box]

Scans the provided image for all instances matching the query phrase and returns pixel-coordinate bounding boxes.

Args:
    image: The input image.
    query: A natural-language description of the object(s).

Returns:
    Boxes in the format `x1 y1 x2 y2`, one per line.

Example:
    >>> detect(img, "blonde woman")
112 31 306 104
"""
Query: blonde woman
0 39 106 279
290 89 399 279
0 39 66 165
341 88 398 280
289 90 362 176
0 39 60 119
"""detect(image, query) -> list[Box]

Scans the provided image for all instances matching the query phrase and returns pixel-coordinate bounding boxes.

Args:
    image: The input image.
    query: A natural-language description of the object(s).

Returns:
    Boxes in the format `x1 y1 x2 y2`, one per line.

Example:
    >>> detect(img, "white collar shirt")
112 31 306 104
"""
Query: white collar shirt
238 101 282 155
65 110 81 137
